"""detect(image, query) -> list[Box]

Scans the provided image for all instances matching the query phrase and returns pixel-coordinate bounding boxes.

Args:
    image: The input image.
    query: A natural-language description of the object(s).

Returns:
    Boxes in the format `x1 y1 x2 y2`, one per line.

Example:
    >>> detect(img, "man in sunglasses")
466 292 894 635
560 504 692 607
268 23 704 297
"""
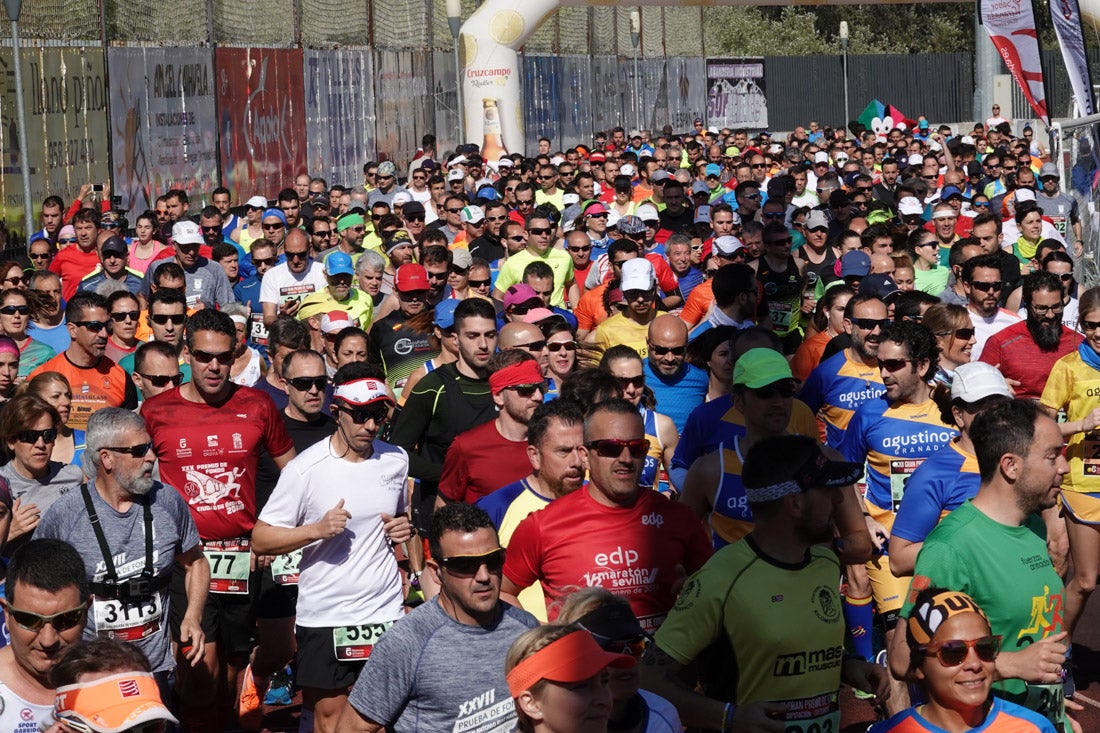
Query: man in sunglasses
643 314 709 433
467 201 507 263
366 161 407 208
144 220 236 312
30 293 138 430
591 259 660 363
116 289 192 383
130 341 184 403
260 229 327 328
76 235 143 297
37 407 210 683
645 435 887 730
838 321 957 714
890 399 1074 731
493 213 578 309
298 252 373 331
961 252 1022 357
502 399 711 629
142 309 295 731
0 539 90 730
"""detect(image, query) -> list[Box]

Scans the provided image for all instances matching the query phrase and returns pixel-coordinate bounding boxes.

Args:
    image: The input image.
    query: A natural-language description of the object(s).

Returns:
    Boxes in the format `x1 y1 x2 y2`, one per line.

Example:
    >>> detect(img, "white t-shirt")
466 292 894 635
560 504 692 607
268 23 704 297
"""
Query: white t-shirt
408 187 432 204
0 678 53 732
259 261 328 306
971 307 1024 360
259 437 409 627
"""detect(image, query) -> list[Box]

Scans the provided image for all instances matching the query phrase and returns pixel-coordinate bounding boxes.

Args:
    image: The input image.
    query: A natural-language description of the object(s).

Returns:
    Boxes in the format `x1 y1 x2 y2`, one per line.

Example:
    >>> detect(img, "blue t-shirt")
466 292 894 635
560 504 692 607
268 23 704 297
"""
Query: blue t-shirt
891 439 980 543
28 319 71 354
799 349 886 448
642 360 708 433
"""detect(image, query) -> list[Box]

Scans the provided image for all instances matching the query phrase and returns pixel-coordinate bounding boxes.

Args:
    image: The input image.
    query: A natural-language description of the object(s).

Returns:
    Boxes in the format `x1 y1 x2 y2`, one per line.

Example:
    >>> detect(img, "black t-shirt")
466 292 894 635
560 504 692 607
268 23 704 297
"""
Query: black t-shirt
255 412 337 510
468 234 505 263
659 207 695 234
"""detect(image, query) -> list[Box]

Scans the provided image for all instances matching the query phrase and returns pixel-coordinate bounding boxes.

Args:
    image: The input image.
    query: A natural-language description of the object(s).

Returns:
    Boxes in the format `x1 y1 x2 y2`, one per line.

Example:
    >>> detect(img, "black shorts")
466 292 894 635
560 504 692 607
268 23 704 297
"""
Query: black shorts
294 625 366 691
169 562 257 657
255 566 298 620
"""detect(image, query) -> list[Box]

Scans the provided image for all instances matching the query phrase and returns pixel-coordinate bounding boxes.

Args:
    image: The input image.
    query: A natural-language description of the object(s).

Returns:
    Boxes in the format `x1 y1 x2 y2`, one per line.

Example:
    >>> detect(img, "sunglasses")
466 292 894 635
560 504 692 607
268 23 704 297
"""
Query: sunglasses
649 344 686 356
110 310 140 322
506 382 547 398
877 358 913 373
527 227 552 236
585 438 650 459
439 547 506 575
73 320 108 332
149 313 186 325
1053 273 1074 281
137 372 182 388
514 339 548 351
937 327 976 341
750 381 797 399
406 215 426 223
516 200 534 207
285 251 310 260
920 635 1000 667
262 223 285 230
287 376 328 392
4 275 27 286
343 405 391 425
468 279 492 288
445 207 465 214
597 636 649 659
547 341 577 353
486 214 508 222
971 201 991 208
58 237 78 244
16 427 58 444
312 230 332 237
6 602 87 632
568 245 593 253
251 257 278 267
849 317 889 331
766 237 793 246
0 305 29 316
29 252 52 258
103 442 153 458
967 280 1003 292
192 349 234 365
616 375 646 389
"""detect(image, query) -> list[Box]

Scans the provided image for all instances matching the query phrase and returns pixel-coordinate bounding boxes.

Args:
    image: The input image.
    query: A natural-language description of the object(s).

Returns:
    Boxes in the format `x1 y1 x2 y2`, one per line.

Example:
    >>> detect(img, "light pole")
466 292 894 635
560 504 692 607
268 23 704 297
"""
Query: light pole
840 21 850 135
4 0 33 244
447 0 465 146
630 10 641 132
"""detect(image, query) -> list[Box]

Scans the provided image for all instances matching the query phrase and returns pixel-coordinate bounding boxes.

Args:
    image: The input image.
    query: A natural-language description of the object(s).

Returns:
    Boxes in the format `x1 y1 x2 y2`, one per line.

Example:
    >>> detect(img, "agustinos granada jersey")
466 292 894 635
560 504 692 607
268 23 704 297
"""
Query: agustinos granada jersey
503 487 712 632
141 385 293 541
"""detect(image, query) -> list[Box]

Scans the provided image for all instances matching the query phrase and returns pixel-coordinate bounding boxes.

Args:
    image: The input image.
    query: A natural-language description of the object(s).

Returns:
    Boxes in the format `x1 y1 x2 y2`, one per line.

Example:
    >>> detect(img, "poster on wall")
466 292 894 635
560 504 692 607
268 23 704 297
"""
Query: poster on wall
304 50 377 190
108 47 218 214
0 47 110 240
706 57 768 130
215 48 307 204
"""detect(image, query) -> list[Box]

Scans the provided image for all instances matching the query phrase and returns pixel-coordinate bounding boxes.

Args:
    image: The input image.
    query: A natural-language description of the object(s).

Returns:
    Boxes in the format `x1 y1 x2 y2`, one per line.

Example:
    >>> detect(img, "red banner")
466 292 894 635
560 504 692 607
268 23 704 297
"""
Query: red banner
980 0 1050 125
214 48 307 203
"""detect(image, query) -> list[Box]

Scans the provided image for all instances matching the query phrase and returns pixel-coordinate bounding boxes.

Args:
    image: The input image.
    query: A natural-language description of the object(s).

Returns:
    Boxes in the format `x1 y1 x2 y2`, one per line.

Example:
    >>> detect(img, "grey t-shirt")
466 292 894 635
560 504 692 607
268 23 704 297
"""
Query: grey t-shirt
143 257 236 309
35 480 200 672
0 461 83 555
348 598 538 732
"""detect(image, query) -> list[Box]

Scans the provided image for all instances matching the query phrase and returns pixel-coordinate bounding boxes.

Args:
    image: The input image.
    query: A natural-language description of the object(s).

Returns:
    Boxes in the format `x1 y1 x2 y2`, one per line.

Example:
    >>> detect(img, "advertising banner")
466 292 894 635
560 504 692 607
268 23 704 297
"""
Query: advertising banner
980 0 1050 124
1049 0 1095 116
706 57 768 129
303 49 377 190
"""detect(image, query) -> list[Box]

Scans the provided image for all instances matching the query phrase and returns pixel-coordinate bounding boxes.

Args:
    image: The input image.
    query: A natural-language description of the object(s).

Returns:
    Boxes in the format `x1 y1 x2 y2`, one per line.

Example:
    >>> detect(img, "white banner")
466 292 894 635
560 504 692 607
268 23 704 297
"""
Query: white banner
1050 0 1095 117
980 0 1050 124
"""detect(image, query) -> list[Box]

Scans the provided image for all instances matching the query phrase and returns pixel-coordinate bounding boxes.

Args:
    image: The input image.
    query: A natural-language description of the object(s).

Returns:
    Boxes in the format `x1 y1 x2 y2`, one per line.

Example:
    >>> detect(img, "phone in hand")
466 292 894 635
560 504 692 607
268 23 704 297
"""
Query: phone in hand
92 184 103 192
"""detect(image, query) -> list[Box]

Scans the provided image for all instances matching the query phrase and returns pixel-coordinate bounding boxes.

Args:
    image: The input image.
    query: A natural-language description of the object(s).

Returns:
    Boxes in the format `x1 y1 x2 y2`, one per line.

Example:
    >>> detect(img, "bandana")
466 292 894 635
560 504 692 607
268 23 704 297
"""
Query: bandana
907 589 988 647
489 360 545 396
336 212 365 232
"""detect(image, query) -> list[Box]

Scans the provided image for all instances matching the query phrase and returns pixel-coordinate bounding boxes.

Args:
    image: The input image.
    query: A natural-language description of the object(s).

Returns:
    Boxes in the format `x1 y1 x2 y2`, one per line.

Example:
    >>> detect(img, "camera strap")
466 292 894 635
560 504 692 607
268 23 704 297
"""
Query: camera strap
82 482 154 593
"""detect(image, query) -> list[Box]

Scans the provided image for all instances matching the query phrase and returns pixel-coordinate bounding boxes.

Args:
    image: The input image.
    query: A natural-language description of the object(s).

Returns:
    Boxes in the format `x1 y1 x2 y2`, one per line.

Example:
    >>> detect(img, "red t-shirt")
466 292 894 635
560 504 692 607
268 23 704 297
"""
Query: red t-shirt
438 420 531 504
50 246 102 301
504 486 712 631
141 385 293 541
978 320 1083 401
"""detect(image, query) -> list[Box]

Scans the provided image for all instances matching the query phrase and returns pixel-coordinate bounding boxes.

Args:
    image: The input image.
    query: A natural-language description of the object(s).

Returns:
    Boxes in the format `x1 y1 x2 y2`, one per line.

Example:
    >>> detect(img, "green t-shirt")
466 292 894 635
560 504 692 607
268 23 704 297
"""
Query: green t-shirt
913 265 950 297
902 501 1065 727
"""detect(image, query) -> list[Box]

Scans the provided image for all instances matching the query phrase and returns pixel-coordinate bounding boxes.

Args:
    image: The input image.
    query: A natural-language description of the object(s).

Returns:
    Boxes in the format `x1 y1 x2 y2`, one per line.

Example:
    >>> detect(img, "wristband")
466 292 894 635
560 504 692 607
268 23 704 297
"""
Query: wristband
721 702 737 733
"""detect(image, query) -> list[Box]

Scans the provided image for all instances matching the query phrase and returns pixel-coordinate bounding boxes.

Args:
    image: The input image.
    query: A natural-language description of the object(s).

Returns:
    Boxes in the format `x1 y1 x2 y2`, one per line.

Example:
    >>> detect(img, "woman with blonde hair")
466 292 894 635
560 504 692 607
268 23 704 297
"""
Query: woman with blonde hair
921 303 975 387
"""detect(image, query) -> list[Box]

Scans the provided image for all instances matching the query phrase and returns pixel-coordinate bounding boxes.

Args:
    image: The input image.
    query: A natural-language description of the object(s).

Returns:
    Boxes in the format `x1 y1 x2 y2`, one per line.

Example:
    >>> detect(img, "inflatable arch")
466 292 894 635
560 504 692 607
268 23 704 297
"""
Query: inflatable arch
458 0 959 155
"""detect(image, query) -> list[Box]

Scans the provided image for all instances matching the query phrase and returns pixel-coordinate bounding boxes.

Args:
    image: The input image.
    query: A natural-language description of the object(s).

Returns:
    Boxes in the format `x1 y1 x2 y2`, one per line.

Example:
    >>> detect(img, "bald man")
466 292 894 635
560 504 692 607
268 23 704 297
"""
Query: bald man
870 253 895 275
643 314 709 431
500 321 550 374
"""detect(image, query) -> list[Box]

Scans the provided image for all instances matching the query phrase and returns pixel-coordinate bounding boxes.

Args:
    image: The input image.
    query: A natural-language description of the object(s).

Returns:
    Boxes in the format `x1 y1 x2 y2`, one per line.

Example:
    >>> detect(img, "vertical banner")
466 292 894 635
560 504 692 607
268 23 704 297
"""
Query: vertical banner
0 47 110 239
1049 0 1095 116
108 48 217 214
373 50 432 169
979 0 1050 124
523 55 560 153
214 48 307 203
303 50 376 190
706 57 768 129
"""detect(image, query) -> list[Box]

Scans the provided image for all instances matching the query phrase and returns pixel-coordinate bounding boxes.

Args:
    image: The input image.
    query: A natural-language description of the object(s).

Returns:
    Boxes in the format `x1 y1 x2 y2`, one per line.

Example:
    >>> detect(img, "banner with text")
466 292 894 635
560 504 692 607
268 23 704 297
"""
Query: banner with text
706 58 768 129
108 47 218 214
1049 0 1095 117
303 50 377 190
980 0 1050 124
215 48 307 203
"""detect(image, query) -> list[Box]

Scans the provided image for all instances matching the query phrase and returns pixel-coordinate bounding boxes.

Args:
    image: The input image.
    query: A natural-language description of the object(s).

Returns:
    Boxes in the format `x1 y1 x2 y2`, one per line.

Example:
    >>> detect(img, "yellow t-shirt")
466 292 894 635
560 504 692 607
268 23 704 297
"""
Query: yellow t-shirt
1041 349 1100 492
590 312 650 364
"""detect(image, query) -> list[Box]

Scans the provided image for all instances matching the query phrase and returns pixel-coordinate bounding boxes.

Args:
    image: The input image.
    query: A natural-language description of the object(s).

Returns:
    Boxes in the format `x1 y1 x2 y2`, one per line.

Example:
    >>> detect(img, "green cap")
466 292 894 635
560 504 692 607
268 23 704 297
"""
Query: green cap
733 348 793 389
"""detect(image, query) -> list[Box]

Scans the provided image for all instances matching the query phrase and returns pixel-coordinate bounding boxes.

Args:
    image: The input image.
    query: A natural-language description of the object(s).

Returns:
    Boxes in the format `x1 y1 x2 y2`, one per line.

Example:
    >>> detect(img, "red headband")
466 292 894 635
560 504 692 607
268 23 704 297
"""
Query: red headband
489 360 545 396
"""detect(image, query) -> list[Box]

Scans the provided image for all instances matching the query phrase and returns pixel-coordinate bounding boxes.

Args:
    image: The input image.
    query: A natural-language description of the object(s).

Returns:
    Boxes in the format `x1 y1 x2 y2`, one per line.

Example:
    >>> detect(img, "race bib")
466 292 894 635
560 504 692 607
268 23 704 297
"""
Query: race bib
332 620 396 661
768 301 793 330
889 459 922 512
93 594 163 642
204 538 251 594
1082 434 1100 476
782 692 840 733
249 312 269 347
1023 681 1065 729
271 550 302 586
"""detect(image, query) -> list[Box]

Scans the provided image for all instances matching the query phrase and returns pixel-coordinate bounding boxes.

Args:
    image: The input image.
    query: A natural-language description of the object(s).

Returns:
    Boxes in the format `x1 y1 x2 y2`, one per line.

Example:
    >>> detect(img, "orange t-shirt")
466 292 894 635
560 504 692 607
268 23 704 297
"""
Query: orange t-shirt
574 283 611 332
29 353 137 430
679 280 713 327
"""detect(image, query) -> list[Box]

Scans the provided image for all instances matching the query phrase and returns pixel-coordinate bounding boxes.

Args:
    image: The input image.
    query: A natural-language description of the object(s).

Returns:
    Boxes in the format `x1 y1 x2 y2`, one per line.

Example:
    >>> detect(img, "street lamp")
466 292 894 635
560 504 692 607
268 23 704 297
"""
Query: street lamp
4 0 32 244
840 21 850 136
630 9 641 132
447 0 465 146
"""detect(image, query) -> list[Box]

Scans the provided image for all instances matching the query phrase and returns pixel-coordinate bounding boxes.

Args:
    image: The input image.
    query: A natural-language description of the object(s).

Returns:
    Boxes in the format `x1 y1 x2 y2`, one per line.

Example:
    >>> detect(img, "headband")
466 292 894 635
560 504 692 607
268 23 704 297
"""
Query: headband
228 314 248 327
261 208 287 226
54 672 178 732
333 377 393 407
337 212 365 232
489 360 545 396
0 336 18 357
907 590 988 647
506 630 635 698
742 446 862 504
931 209 957 219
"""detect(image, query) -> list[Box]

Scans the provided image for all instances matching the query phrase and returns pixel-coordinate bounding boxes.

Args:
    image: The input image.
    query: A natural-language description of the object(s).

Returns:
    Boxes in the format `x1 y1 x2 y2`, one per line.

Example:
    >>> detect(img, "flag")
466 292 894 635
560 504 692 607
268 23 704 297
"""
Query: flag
980 0 1050 124
1050 0 1095 116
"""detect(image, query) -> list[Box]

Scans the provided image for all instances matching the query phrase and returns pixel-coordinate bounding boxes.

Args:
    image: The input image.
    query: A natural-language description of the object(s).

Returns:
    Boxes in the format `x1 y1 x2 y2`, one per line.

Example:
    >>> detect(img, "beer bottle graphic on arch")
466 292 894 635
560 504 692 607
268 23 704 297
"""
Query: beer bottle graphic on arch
481 98 508 161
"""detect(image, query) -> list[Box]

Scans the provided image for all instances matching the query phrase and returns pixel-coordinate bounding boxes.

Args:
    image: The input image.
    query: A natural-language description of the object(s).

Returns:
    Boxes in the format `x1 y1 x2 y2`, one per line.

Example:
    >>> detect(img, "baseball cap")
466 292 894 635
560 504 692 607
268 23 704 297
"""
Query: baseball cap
582 201 609 216
434 299 460 329
725 146 741 157
461 206 485 224
562 193 580 207
590 151 606 163
394 263 429 292
506 630 635 699
908 154 924 166
919 119 929 129
447 168 465 183
620 163 636 177
320 310 355 334
951 361 1012 403
804 209 829 231
705 163 722 178
309 192 329 207
385 229 413 255
939 186 965 201
451 248 473 270
522 308 563 325
839 250 871 278
100 235 129 257
733 348 793 388
813 151 830 164
713 236 744 257
617 215 647 236
897 198 924 217
691 181 710 196
402 200 426 218
504 284 541 310
634 204 659 223
1015 188 1037 203
324 251 355 277
629 129 642 138
392 191 412 207
333 377 394 408
54 672 179 733
575 603 647 643
172 220 204 246
620 258 656 291
858 273 901 302
694 205 711 224
1039 162 1059 179
651 169 671 183
246 195 268 209
377 161 397 177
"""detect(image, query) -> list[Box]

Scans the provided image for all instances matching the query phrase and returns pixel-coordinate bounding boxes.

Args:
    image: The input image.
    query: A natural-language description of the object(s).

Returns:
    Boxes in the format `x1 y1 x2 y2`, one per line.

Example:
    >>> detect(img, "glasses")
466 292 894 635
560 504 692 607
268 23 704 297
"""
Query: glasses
103 442 153 458
149 313 186 326
285 250 309 260
585 438 650 459
649 344 686 356
763 212 785 220
936 327 976 341
4 275 26 286
877 358 914 373
406 215 426 223
73 320 108 332
616 375 646 389
967 280 1003 292
251 257 278 267
262 223 285 230
528 227 552 236
486 214 508 222
920 635 1000 667
287 376 328 392
751 163 767 169
445 207 464 214
6 602 86 632
439 547 506 575
546 341 577 353
450 265 469 276
29 252 52 259
849 317 890 331
766 237 793 246
516 200 534 208
137 372 182 388
508 235 527 243
344 404 391 425
469 279 492 288
505 382 546 398
1053 273 1074 282
58 237 78 245
0 305 29 316
16 427 58 444
971 201 991 209
1029 302 1064 315
514 339 548 352
312 229 332 237
110 310 140 322
587 213 609 220
201 225 221 234
568 245 592 253
750 381 798 399
598 637 649 659
192 349 234 365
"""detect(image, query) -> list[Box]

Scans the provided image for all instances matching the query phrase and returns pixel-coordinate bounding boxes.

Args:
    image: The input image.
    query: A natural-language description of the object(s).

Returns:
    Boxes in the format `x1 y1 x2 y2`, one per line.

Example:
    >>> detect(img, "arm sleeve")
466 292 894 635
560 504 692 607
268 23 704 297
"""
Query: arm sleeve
678 286 710 327
259 272 278 305
257 463 306 528
1039 359 1071 412
652 564 727 665
977 334 1003 367
213 268 237 307
900 541 967 618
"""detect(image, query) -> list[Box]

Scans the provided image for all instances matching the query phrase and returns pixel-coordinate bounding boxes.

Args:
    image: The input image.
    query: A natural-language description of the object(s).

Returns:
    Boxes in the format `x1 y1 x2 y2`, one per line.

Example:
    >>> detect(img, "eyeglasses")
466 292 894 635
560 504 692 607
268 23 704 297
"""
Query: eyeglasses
251 257 278 267
73 320 108 332
16 427 58 444
971 201 991 209
285 250 310 260
1053 273 1074 281
516 200 534 207
29 252 52 259
597 636 649 659
4 275 26 286
919 635 1000 667
616 375 646 389
878 358 915 373
849 317 890 331
546 341 577 353
486 214 508 222
426 271 449 282
450 265 469 276
110 310 140 322
343 404 391 425
967 280 1003 292
528 227 552 236
149 313 186 326
1029 302 1064 315
103 442 153 458
312 229 332 237
505 382 546 398
469 279 492 288
406 215 426 223
192 349 234 365
749 381 797 399
649 344 686 356
763 212 785 220
137 372 182 388
201 225 221 234
751 163 767 169
585 438 650 459
287 376 328 392
514 339 548 352
6 602 86 632
508 235 527 243
568 245 593 253
0 305 29 316
766 237 793 246
439 547 506 575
